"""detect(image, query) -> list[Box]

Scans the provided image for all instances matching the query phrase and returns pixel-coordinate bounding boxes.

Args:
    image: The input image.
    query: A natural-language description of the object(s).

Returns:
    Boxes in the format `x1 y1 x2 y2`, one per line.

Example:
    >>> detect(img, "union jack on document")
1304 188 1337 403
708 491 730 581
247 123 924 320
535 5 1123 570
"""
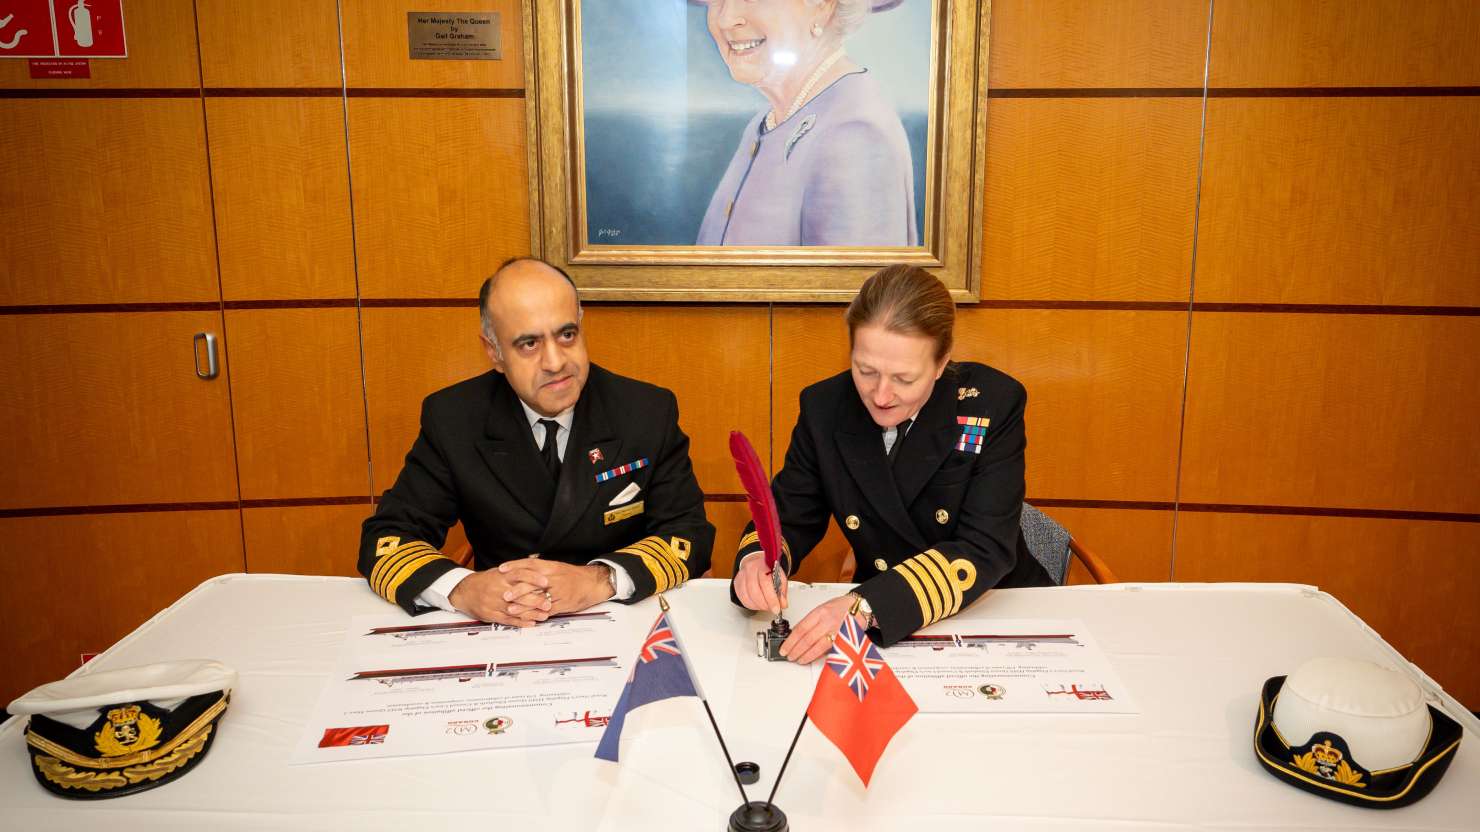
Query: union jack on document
825 614 887 702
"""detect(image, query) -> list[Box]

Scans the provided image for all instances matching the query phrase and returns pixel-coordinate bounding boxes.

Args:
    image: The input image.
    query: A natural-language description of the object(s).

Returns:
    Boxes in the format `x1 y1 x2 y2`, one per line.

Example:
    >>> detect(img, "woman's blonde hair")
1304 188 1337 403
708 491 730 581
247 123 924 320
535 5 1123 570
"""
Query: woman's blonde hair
844 264 955 362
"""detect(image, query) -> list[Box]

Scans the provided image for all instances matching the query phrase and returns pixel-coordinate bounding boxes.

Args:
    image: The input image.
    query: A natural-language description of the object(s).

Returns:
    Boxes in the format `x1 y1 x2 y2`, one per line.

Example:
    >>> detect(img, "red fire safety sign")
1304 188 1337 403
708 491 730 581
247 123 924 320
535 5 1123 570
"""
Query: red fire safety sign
0 0 127 59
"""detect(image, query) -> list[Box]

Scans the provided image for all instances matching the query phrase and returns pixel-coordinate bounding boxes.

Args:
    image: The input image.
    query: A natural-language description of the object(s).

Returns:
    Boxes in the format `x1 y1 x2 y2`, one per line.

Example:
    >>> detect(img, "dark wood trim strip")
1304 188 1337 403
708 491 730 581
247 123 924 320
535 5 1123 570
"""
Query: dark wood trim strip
359 298 477 308
346 88 524 98
1192 303 1479 316
1028 499 1177 511
1208 86 1480 98
1174 503 1480 523
204 87 342 97
1027 498 1480 524
978 300 1188 311
354 299 1480 315
7 300 1473 316
0 302 221 315
224 299 359 310
3 496 1473 522
0 88 199 99
989 86 1479 99
990 88 1202 98
6 86 1468 101
241 497 372 509
0 501 240 519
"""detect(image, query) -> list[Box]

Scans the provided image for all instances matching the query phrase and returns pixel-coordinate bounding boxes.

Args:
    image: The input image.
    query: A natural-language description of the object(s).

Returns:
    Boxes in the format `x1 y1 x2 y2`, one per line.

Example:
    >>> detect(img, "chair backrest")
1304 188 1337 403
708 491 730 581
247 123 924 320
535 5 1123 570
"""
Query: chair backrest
1020 502 1070 585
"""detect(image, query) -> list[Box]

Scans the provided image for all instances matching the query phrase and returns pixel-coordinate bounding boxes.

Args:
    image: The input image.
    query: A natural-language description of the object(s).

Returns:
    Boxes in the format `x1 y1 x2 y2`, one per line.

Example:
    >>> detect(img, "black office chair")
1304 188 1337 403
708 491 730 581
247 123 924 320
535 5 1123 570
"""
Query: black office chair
1020 502 1118 585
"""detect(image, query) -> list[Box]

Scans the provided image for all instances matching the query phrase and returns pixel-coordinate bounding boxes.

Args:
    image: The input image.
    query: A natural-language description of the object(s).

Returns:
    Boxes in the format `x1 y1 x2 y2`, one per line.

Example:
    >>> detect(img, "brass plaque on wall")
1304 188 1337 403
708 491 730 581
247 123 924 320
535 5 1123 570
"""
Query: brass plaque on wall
407 12 501 60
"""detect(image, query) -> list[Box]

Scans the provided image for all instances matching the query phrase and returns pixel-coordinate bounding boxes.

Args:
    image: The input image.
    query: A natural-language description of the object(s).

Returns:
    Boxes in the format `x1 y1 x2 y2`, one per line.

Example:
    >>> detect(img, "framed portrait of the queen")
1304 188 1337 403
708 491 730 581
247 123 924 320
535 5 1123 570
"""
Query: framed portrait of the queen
524 0 989 301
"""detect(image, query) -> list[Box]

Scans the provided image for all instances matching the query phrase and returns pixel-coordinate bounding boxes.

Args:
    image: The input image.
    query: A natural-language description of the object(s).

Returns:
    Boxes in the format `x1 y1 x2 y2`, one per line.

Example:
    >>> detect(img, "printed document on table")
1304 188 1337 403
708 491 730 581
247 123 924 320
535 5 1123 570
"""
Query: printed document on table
291 604 651 763
879 619 1138 714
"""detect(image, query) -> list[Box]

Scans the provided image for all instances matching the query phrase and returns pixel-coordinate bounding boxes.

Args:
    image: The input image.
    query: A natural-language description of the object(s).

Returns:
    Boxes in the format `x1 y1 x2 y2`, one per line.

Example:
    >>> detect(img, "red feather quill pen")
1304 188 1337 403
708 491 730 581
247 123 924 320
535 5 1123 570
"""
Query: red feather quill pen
729 430 784 579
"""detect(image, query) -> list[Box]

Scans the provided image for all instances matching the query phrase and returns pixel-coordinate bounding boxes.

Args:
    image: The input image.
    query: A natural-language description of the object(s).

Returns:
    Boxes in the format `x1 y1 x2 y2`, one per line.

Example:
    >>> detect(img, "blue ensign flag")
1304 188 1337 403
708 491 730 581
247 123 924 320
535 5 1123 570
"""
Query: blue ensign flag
594 611 699 762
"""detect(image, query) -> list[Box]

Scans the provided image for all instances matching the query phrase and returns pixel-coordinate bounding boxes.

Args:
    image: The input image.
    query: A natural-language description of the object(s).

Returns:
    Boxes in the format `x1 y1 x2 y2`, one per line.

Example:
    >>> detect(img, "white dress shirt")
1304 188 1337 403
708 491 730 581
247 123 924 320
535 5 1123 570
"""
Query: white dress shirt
415 400 635 611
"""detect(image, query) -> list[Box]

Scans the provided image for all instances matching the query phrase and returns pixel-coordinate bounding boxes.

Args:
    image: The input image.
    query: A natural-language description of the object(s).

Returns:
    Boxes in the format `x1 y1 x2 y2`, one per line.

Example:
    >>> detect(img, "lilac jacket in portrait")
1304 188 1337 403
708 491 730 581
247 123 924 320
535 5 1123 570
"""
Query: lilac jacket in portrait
696 70 918 247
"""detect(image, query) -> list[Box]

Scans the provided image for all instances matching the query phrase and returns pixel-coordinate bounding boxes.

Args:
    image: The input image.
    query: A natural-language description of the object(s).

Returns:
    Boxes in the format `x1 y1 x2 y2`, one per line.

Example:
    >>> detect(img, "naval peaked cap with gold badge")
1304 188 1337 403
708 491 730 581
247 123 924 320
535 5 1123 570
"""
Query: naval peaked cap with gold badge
1254 657 1462 808
8 659 235 799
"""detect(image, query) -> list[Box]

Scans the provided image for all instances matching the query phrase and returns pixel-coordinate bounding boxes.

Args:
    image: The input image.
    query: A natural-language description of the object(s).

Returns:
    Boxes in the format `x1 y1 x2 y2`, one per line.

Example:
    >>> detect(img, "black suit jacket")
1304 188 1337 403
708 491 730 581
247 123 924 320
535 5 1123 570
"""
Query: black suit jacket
733 361 1051 645
360 364 715 613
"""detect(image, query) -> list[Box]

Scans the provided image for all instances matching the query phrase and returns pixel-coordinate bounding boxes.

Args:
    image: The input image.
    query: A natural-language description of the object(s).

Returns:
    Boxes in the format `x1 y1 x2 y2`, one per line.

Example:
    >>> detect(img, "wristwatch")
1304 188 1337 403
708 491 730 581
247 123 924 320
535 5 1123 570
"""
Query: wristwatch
595 563 617 599
848 591 877 630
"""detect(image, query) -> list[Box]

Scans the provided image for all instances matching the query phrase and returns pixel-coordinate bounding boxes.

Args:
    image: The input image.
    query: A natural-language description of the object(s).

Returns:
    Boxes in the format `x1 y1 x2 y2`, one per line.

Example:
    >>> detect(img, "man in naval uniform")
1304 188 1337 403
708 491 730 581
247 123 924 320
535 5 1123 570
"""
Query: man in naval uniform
358 258 714 624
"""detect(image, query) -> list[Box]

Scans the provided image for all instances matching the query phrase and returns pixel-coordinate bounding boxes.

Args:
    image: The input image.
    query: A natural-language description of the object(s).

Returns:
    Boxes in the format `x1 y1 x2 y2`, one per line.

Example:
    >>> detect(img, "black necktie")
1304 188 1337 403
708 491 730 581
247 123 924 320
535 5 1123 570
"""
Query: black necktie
887 418 912 464
538 419 562 479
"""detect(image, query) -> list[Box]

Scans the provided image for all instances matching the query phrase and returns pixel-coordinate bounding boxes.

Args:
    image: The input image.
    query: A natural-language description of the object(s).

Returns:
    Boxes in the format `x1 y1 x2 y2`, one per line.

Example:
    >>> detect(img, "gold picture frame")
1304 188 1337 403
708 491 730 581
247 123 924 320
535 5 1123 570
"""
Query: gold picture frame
524 0 989 302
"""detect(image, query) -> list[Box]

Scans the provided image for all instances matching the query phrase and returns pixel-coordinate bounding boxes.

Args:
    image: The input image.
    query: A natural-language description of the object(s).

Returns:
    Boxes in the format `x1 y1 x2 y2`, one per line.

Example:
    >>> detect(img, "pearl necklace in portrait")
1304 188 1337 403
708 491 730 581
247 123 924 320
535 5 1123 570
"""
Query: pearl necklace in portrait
765 47 847 132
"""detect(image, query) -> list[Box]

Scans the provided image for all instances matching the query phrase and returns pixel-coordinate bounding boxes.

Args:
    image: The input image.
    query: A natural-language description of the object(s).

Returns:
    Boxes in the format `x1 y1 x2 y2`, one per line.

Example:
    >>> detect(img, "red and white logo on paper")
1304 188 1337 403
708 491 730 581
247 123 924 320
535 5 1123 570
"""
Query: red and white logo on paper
0 0 126 58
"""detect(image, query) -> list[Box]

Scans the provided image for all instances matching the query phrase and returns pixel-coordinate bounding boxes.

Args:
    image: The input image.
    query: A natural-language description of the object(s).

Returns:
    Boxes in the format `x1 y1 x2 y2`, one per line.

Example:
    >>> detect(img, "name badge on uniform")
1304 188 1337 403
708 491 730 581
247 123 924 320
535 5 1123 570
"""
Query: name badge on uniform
955 416 989 454
604 500 644 525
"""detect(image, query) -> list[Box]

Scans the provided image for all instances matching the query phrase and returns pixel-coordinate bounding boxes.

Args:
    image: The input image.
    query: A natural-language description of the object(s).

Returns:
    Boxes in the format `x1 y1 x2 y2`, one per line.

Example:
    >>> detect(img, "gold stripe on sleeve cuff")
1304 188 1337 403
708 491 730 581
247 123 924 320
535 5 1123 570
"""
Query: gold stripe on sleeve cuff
370 540 445 601
736 531 791 571
900 557 944 625
370 542 438 596
922 548 966 615
893 561 933 625
383 554 448 601
620 535 690 593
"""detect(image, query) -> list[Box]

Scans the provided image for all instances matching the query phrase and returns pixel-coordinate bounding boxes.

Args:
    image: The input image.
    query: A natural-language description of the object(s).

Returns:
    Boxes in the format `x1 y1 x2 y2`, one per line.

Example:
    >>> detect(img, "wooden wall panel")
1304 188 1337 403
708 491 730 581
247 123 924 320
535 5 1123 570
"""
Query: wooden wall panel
1211 0 1480 87
197 0 344 87
0 101 217 306
1037 506 1174 583
706 502 852 587
225 309 370 499
348 98 529 299
0 313 238 509
1174 512 1480 707
1180 313 1480 512
583 306 768 495
1196 99 1480 306
0 0 200 89
983 99 1200 301
0 510 244 705
206 98 356 300
361 307 489 495
340 0 524 88
988 0 1209 89
242 504 370 577
705 501 750 579
771 307 1188 502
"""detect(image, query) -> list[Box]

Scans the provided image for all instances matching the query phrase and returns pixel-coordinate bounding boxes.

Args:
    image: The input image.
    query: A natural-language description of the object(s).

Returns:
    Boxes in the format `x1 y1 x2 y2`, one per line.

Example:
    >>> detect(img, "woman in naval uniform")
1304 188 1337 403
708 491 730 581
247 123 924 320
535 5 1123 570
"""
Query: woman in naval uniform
732 264 1052 663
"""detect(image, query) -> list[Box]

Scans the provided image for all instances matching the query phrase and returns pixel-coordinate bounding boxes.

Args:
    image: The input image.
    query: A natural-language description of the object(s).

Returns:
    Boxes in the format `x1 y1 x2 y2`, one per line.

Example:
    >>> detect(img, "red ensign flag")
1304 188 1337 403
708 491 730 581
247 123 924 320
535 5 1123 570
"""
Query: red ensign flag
806 615 917 786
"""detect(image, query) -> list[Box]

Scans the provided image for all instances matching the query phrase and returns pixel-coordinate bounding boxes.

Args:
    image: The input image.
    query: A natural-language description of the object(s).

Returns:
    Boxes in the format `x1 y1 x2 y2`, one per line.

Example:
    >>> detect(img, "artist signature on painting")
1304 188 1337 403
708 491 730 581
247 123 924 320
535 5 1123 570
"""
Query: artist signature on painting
596 228 622 239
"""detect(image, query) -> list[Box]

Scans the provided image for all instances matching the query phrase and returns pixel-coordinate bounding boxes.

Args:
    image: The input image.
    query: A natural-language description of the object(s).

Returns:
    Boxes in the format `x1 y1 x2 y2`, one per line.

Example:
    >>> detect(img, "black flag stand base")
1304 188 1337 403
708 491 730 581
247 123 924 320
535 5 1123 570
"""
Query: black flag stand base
729 709 807 832
728 802 789 832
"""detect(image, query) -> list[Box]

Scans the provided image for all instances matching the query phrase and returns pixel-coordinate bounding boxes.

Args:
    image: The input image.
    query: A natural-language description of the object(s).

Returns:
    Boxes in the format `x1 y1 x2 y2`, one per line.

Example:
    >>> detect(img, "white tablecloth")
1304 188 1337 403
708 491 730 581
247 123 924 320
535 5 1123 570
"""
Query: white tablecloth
1 576 1474 830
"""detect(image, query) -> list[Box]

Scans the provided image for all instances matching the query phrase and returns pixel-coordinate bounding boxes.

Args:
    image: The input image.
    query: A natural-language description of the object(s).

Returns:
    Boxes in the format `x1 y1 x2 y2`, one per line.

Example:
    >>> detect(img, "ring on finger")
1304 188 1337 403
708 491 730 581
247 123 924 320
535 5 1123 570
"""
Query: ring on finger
543 590 553 603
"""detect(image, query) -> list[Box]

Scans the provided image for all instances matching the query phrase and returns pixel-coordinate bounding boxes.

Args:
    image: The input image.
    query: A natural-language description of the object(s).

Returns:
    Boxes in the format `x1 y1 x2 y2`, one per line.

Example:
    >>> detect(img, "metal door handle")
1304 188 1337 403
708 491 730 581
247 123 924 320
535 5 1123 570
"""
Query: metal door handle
193 332 219 380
